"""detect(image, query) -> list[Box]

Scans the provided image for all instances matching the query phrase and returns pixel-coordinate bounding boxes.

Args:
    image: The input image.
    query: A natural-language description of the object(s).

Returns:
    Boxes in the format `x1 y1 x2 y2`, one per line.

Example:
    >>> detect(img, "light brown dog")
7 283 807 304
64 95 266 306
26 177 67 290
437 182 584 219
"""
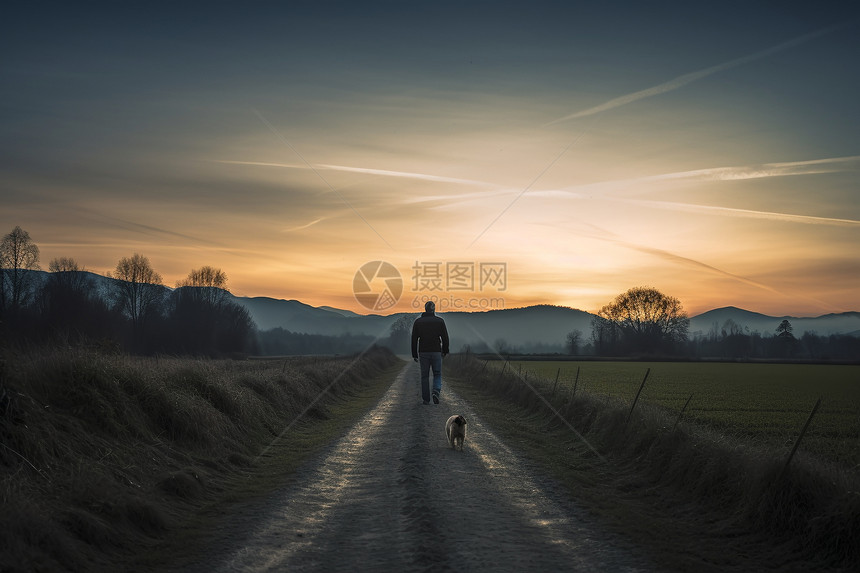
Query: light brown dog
445 414 467 451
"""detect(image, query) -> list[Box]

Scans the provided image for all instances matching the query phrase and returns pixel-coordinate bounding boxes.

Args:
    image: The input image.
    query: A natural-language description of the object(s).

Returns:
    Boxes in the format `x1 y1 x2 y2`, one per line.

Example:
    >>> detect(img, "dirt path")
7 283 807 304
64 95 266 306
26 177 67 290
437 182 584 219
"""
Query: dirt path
173 362 653 572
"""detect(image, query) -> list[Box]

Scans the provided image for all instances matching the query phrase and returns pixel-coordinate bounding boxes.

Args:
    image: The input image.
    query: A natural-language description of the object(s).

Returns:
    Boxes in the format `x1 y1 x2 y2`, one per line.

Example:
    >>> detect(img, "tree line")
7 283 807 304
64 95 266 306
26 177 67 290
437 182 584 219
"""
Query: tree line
576 286 858 361
1 226 256 356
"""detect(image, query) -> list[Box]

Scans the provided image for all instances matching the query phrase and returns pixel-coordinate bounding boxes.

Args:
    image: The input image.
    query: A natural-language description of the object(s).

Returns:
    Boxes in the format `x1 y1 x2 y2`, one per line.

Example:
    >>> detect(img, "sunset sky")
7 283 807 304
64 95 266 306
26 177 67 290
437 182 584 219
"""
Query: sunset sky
2 1 859 316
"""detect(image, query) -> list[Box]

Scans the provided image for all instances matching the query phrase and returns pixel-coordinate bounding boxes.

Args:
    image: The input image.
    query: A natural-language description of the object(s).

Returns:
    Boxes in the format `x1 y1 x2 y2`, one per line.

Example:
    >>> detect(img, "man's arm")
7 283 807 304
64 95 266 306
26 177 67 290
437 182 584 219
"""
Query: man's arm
441 320 450 357
411 322 419 361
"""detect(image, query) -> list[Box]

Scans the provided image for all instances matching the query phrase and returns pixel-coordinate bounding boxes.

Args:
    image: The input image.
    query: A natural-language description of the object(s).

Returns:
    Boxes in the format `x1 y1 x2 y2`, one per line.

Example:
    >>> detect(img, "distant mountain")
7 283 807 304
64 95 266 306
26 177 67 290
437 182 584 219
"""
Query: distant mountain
235 298 860 349
689 306 860 337
232 296 395 337
14 270 860 343
232 299 594 350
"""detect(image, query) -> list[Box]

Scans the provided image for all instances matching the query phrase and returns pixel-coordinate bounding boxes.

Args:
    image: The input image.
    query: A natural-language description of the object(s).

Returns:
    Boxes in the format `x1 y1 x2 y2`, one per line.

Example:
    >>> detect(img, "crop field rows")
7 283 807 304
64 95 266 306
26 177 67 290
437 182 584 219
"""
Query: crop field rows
498 361 860 471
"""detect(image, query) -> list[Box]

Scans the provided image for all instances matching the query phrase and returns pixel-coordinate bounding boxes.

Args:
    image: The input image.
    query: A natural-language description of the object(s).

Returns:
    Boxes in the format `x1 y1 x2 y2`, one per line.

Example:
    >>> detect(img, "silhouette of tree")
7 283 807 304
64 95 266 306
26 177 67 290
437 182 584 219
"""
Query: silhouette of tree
775 319 797 358
38 257 118 344
0 226 40 316
387 315 414 354
169 266 255 356
176 266 229 307
594 286 689 354
110 253 164 339
565 330 582 355
776 319 794 339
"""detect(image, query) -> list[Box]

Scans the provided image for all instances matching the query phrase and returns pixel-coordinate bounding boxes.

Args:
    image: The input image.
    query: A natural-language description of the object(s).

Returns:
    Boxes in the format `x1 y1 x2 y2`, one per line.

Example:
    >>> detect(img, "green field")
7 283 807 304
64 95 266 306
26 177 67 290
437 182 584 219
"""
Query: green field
500 361 860 470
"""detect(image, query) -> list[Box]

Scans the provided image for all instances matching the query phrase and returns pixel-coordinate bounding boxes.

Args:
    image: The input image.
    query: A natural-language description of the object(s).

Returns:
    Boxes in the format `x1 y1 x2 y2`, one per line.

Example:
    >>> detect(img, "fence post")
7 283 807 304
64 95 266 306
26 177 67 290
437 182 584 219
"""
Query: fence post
572 366 580 400
779 397 822 480
551 368 561 399
625 368 650 429
672 393 693 432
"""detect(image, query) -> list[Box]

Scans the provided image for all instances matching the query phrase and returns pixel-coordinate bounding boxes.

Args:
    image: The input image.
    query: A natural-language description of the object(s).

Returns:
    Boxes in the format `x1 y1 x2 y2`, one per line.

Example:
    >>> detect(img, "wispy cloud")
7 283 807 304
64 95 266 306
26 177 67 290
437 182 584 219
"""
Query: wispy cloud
613 198 860 227
212 159 496 188
548 155 860 198
211 159 306 170
642 155 860 182
546 24 847 125
251 108 394 250
72 205 222 245
283 217 326 232
566 222 813 303
317 164 497 187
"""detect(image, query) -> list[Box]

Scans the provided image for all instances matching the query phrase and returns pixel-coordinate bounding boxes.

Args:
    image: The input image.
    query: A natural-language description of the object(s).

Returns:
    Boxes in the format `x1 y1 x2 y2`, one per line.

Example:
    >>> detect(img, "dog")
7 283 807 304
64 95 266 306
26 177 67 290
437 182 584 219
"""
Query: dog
445 414 467 451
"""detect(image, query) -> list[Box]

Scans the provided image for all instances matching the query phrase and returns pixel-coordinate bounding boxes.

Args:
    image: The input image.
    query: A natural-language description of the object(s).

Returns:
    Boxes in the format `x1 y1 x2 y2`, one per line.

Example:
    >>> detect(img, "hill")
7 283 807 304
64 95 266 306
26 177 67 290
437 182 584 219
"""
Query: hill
689 306 860 338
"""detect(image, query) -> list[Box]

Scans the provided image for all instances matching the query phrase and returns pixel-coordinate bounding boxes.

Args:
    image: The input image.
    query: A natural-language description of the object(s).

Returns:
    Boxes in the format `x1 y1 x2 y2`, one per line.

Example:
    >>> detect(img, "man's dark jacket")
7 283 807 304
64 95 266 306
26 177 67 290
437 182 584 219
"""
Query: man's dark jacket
411 312 450 358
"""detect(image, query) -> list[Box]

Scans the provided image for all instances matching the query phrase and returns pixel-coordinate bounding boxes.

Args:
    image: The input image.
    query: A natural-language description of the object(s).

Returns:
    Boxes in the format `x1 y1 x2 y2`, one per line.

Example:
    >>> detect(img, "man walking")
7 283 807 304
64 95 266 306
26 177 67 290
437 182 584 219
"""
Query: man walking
411 300 450 404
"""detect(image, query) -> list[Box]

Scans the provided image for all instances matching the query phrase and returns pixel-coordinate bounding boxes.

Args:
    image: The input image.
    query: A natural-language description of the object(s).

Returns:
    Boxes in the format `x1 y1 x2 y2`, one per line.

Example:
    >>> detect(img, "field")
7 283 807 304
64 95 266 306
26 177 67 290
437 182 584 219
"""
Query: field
498 361 860 470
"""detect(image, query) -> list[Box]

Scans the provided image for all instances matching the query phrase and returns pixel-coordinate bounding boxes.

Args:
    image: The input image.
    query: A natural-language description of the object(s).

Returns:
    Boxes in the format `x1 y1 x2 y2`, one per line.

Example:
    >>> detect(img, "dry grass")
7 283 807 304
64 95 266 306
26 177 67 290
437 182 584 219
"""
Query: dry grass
448 354 860 572
0 346 400 572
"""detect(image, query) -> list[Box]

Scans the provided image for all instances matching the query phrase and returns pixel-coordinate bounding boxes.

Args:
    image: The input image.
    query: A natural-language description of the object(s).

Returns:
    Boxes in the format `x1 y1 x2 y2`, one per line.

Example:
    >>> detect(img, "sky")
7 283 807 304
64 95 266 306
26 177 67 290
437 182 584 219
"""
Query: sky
2 1 859 317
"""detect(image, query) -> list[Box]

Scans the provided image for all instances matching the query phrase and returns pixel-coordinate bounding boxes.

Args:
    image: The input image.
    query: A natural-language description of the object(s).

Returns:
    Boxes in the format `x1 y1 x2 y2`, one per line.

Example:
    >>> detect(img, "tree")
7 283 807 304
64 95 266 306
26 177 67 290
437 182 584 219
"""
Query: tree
176 265 229 307
110 253 164 335
387 315 414 354
565 330 582 355
776 319 794 339
168 267 256 356
38 257 118 343
595 286 689 355
0 226 41 316
775 319 797 358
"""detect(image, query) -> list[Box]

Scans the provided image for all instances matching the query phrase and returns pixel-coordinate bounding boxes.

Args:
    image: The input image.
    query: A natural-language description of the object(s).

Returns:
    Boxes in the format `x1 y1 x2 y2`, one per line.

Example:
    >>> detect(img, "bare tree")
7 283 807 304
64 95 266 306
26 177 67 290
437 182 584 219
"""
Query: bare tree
176 265 229 308
388 314 414 354
48 256 90 293
110 253 164 332
596 286 689 354
0 226 41 315
565 329 582 355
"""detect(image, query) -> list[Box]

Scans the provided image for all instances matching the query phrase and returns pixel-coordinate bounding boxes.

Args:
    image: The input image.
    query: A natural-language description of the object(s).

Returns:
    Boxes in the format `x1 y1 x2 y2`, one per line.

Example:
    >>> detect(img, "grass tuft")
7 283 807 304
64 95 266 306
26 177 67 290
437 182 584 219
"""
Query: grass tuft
448 354 860 571
0 344 400 572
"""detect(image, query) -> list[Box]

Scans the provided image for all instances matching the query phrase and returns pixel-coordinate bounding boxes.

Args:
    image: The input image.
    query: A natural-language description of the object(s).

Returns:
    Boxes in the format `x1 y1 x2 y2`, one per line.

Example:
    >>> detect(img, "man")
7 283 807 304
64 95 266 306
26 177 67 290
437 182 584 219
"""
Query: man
411 300 450 404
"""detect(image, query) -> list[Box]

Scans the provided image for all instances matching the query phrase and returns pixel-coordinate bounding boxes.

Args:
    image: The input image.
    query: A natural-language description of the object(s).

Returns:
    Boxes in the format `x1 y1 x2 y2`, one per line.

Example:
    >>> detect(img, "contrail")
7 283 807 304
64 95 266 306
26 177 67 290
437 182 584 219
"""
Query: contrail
212 159 496 188
546 24 847 125
251 108 394 250
550 155 860 197
612 198 860 227
642 155 860 183
211 159 306 170
283 217 326 232
565 222 837 311
318 164 497 187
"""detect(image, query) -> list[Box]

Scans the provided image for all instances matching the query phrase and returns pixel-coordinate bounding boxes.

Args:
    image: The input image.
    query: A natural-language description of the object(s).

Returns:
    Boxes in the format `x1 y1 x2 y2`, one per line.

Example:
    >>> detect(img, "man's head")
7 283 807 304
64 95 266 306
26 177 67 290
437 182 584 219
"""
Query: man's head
425 300 436 313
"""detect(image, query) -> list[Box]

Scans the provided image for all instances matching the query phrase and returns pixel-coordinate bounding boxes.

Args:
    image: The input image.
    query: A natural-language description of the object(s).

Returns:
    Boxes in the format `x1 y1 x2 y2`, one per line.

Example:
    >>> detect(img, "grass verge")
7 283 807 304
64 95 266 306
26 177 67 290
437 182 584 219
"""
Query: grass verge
0 346 403 573
447 354 859 572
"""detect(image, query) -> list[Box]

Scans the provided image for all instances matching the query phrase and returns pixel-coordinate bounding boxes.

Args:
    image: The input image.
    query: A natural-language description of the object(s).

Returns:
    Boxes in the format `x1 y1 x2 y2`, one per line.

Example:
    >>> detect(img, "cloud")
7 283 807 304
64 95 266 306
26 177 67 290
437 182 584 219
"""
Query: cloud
566 223 827 306
210 159 306 170
549 155 860 199
612 198 860 227
546 24 847 125
646 155 860 182
212 159 498 188
283 217 326 232
317 164 497 187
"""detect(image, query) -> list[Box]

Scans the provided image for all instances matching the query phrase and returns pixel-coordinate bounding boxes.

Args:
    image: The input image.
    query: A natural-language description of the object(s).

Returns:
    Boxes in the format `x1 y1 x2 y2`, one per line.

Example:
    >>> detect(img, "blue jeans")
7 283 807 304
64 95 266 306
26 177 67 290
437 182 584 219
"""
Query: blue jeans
418 352 442 403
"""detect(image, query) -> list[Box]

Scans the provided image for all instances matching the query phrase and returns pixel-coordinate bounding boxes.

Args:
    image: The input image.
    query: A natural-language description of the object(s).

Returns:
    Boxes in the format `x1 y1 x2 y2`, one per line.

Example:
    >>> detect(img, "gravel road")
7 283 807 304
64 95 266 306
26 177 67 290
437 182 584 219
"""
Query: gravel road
175 362 654 572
